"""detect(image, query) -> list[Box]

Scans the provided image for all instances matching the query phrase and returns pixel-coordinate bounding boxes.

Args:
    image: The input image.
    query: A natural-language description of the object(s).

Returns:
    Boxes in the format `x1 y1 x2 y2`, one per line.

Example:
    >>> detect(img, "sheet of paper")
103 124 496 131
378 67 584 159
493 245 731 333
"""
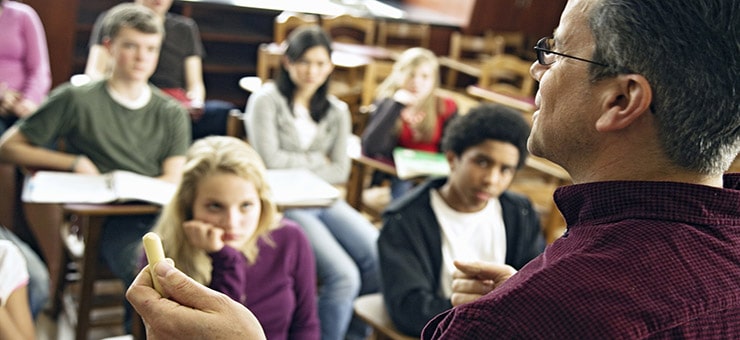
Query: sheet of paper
266 169 340 207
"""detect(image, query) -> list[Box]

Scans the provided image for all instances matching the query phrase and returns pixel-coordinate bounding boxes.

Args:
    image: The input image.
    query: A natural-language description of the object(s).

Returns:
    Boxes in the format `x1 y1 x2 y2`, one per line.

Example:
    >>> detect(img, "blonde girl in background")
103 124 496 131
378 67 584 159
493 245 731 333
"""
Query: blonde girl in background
361 47 458 199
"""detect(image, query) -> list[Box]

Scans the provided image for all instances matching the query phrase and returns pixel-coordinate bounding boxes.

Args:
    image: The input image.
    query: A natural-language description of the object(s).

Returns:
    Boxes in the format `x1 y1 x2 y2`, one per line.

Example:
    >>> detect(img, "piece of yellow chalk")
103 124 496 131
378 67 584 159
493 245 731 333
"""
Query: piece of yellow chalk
142 232 166 297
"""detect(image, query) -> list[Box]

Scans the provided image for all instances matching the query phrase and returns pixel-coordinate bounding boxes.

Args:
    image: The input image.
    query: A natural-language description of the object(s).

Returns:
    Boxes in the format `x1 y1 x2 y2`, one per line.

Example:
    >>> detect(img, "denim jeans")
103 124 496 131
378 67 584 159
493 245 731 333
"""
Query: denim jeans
0 226 49 319
284 200 380 340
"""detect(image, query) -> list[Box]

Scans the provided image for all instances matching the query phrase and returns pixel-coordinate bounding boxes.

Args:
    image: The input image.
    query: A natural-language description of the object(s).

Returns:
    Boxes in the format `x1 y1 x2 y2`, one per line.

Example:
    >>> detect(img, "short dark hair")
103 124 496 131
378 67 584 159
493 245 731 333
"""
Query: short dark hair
441 103 531 169
588 0 739 175
101 3 163 41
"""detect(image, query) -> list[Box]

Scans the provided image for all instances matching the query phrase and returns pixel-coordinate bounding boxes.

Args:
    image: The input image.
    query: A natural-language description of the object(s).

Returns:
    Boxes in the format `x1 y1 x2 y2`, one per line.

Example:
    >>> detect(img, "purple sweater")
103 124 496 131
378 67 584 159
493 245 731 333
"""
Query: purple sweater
0 0 50 105
208 219 319 340
423 174 740 339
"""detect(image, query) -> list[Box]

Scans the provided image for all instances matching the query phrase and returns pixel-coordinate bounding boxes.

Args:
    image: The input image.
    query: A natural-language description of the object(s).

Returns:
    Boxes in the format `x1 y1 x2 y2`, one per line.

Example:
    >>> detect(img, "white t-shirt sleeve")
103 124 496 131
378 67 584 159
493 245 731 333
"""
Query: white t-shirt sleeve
0 240 29 307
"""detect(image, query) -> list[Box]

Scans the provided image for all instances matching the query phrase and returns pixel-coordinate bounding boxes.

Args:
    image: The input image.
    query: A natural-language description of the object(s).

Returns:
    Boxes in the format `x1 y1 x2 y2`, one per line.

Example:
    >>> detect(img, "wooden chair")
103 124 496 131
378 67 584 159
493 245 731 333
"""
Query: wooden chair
347 60 393 218
376 20 430 56
478 54 536 98
320 14 376 119
353 293 416 340
53 203 160 340
273 11 318 43
321 13 376 45
442 31 505 89
509 156 570 244
360 60 395 108
491 30 527 56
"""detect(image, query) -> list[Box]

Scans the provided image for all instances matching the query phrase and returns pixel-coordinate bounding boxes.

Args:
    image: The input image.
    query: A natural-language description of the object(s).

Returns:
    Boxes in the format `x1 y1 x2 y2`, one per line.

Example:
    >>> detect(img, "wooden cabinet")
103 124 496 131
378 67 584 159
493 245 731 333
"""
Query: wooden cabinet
171 1 277 107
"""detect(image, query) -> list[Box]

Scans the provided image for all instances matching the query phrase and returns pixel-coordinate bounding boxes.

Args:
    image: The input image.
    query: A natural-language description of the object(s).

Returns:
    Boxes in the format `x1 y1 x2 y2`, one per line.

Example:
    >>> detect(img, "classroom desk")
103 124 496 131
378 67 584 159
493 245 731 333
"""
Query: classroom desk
56 203 160 340
52 167 339 339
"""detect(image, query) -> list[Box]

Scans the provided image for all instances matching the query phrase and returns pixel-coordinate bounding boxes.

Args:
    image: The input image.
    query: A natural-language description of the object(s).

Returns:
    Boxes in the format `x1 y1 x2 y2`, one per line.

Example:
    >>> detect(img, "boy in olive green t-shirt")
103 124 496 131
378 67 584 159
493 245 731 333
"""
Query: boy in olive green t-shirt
0 3 190 301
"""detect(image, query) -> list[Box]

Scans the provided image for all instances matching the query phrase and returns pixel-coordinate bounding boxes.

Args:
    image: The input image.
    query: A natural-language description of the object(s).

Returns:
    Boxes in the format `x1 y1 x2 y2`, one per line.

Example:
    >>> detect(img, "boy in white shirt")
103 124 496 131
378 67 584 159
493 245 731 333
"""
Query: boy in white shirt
377 103 545 336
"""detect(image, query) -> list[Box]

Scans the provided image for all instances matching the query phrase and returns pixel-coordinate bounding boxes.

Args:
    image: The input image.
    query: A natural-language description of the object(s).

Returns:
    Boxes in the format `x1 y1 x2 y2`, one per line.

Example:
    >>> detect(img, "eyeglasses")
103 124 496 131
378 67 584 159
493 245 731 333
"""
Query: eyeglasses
534 37 608 67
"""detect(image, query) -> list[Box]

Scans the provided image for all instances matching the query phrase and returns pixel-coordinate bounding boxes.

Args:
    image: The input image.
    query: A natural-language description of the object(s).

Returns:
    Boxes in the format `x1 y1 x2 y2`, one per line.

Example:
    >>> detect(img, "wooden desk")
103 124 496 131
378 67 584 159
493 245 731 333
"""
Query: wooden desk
57 203 160 340
346 154 397 211
466 85 537 113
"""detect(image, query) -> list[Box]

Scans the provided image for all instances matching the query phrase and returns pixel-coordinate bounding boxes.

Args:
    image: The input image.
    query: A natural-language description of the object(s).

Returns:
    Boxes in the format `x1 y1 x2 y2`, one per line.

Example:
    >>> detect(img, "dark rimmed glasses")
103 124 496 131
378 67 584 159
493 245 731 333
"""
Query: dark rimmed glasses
534 37 609 67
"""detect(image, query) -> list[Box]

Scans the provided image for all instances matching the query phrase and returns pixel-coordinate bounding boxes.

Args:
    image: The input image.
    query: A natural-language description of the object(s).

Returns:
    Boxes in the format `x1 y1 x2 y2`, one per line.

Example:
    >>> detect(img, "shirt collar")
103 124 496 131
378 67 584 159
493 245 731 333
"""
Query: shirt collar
554 174 740 228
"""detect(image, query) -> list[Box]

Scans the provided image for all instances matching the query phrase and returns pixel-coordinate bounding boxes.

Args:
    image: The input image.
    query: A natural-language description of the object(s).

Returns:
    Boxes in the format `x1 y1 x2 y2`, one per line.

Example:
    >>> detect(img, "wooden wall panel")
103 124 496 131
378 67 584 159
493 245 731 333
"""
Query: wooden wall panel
24 0 81 88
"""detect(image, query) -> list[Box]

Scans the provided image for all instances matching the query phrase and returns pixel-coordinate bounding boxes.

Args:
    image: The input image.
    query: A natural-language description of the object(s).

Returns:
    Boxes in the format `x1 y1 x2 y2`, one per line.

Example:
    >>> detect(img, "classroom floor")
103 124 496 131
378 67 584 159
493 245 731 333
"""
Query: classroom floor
35 311 127 340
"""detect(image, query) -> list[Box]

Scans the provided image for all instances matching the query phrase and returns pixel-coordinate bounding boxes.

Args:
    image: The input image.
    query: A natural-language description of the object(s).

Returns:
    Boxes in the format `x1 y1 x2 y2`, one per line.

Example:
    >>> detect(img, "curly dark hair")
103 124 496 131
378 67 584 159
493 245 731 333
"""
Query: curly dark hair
441 103 531 169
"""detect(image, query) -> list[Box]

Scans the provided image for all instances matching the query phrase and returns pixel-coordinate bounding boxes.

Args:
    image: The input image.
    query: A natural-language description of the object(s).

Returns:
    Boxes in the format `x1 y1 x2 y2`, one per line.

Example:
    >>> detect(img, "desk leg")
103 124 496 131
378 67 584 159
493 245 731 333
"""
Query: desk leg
76 214 106 340
347 160 367 210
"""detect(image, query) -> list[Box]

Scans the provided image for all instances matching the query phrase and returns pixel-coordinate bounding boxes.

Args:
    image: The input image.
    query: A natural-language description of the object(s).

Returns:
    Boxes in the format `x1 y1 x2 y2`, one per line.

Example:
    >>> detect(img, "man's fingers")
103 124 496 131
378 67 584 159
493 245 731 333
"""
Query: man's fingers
451 278 494 295
453 260 517 282
152 260 227 311
450 292 483 307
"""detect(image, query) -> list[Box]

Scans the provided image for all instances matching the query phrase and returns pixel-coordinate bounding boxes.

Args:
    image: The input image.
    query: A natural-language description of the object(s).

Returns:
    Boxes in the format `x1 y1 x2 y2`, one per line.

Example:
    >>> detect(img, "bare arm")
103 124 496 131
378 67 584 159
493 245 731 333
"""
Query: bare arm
0 126 98 174
84 44 111 81
0 286 35 340
183 56 205 104
157 156 186 184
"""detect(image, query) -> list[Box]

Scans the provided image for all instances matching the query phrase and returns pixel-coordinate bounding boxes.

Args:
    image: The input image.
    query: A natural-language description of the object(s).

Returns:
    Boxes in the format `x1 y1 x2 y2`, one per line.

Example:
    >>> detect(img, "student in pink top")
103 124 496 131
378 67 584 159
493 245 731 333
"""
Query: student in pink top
0 0 51 231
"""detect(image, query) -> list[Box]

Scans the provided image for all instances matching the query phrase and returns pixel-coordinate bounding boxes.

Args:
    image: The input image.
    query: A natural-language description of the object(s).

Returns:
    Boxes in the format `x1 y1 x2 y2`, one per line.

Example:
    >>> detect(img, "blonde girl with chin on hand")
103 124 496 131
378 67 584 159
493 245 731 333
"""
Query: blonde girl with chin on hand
151 136 319 340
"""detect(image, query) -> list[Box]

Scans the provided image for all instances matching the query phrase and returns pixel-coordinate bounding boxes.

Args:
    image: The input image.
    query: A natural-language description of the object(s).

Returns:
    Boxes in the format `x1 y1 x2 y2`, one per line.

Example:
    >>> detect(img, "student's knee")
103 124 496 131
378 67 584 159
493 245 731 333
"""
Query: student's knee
322 263 361 300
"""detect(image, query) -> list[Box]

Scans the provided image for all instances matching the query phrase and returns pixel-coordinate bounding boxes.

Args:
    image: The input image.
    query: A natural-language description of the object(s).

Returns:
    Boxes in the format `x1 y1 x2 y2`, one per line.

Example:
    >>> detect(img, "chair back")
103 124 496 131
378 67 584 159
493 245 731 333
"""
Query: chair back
444 31 505 88
256 43 284 82
478 54 536 97
376 20 430 53
321 14 376 45
491 30 527 56
361 60 395 108
448 31 504 60
273 11 319 43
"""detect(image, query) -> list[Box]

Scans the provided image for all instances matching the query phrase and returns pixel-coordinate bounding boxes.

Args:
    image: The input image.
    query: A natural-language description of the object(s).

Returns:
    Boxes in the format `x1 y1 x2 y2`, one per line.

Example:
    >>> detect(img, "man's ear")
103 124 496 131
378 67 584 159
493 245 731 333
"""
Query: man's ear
595 74 652 132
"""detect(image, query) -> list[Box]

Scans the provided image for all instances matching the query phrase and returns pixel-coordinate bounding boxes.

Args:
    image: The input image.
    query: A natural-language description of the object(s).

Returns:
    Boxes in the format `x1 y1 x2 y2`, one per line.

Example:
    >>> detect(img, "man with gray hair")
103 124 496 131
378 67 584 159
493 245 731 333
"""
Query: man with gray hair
422 0 740 338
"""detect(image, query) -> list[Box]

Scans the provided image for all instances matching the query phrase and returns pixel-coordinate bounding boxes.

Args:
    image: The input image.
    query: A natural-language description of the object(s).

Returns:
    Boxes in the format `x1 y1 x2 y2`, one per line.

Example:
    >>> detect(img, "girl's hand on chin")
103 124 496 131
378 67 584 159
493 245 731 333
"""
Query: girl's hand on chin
183 220 225 253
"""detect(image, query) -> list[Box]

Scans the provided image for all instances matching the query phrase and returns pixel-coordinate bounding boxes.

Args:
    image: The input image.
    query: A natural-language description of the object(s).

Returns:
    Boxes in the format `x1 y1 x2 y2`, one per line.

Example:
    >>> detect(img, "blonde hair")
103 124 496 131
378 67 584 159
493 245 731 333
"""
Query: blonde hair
374 47 441 141
151 136 279 285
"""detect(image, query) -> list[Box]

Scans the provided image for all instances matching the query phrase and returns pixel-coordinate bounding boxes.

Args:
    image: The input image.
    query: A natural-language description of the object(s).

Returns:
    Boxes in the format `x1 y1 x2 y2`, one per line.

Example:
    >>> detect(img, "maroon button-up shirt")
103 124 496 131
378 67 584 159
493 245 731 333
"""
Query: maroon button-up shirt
423 174 740 339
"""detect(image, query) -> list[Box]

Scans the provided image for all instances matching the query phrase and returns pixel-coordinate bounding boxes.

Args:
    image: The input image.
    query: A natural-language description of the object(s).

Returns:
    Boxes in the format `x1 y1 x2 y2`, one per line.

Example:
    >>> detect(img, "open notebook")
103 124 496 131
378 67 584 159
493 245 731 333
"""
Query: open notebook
22 170 176 205
23 169 340 208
